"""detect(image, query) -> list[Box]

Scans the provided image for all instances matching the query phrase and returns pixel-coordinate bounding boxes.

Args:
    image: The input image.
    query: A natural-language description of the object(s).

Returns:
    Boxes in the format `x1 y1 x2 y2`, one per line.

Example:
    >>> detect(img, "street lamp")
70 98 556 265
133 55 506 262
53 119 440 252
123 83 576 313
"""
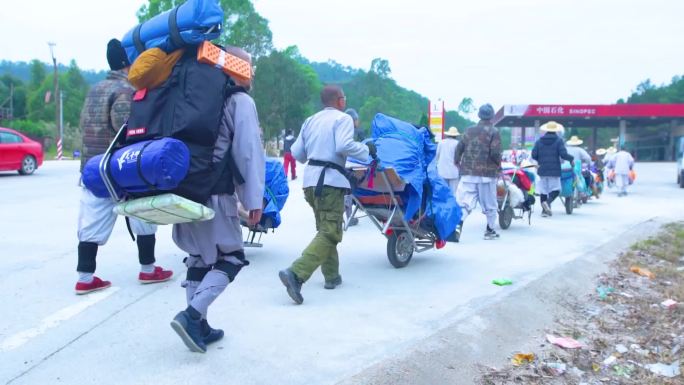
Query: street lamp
48 42 62 160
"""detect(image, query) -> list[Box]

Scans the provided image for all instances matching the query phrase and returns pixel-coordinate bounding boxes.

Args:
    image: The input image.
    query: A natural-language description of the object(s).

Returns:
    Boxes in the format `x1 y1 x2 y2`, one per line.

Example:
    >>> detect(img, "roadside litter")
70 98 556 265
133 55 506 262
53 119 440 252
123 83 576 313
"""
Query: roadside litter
660 299 677 308
645 361 681 378
511 353 534 366
596 285 614 299
630 265 655 279
547 334 583 349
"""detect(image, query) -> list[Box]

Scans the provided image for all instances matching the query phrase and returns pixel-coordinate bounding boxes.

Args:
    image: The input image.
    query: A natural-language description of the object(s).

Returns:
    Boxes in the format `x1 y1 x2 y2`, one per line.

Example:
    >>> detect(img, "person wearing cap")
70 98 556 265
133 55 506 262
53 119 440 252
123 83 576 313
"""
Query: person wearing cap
283 129 297 181
531 121 574 217
454 103 502 240
345 108 366 141
278 85 373 304
74 39 173 295
343 108 362 226
436 126 461 197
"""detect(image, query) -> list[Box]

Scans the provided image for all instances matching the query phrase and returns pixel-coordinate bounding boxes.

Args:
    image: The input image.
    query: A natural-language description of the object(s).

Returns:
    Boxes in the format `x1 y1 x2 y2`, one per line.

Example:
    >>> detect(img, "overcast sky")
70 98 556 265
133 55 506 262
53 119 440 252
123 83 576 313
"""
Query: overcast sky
1 0 682 111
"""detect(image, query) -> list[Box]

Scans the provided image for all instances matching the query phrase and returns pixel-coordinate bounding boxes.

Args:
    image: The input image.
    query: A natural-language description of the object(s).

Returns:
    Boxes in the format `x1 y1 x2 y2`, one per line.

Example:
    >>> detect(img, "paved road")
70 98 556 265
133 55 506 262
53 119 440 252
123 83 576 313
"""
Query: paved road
1 161 682 385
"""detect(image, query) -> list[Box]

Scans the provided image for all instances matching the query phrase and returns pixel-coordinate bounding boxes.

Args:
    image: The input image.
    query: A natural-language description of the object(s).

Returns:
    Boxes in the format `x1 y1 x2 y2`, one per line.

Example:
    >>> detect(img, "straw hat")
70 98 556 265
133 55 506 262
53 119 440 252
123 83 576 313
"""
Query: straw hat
539 121 563 133
444 126 461 137
520 159 537 169
607 147 617 154
595 148 607 156
566 135 583 146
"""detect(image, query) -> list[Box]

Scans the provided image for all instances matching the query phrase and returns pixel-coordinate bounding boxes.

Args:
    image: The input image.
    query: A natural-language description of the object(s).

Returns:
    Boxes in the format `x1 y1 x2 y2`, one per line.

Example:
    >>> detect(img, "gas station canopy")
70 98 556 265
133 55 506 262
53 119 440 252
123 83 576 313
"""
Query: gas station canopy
493 104 684 128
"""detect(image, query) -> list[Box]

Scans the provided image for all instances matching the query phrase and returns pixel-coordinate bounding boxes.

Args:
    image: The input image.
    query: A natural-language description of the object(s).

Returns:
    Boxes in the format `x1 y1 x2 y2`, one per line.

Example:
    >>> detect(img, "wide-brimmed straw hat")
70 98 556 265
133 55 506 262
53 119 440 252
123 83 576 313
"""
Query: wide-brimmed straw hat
520 159 537 169
566 135 583 146
596 148 607 156
607 147 617 154
540 121 563 133
444 126 460 137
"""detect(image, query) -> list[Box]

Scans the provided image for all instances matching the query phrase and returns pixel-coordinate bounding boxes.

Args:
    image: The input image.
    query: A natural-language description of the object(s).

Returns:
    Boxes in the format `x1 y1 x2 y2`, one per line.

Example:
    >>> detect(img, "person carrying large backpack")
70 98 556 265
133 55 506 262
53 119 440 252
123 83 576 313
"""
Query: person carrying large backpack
164 46 265 353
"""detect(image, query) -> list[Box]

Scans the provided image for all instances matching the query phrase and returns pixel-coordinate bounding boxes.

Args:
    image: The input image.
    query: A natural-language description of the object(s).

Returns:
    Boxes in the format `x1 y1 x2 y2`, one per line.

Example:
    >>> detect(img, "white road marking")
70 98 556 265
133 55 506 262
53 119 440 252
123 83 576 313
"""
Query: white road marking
0 287 119 352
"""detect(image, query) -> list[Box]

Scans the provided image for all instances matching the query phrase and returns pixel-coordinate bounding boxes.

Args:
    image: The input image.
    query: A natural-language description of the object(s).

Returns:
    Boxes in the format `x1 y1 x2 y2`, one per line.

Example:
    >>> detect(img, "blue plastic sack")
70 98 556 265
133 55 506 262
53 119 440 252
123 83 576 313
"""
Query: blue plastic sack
262 158 289 228
370 113 429 219
82 154 123 198
82 138 190 198
425 159 462 240
122 0 223 63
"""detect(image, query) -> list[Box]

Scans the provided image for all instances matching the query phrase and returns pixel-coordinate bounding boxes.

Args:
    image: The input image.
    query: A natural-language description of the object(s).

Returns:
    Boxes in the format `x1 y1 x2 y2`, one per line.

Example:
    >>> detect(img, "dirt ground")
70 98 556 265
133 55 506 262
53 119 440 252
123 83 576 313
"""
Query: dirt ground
478 222 684 385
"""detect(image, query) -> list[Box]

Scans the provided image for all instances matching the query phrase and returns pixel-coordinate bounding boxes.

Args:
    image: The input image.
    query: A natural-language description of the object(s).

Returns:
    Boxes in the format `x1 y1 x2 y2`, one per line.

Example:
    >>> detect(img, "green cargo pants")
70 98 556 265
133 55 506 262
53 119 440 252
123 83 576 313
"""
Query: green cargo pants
291 186 346 282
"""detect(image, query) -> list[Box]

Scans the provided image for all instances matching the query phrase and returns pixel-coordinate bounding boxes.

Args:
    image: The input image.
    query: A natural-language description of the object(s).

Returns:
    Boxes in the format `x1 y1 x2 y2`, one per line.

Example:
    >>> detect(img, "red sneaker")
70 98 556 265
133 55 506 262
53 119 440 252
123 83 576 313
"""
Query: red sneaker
139 266 173 284
75 276 112 295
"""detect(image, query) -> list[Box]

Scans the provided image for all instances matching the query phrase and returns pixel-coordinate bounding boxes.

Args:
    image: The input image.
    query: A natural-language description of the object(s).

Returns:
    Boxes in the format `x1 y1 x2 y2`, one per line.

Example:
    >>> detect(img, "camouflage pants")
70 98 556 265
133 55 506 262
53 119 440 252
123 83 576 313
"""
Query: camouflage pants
291 186 345 282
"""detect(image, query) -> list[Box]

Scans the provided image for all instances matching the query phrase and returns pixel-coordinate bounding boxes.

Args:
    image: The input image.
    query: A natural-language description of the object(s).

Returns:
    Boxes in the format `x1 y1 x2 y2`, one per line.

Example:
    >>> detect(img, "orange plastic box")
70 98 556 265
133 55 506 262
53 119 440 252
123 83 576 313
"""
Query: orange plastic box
197 41 252 82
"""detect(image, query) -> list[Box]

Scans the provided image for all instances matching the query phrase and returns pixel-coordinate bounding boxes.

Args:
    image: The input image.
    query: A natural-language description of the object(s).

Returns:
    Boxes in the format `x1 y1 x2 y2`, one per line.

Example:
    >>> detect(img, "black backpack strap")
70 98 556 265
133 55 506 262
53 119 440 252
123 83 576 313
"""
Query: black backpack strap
125 216 136 241
133 24 145 54
168 6 184 49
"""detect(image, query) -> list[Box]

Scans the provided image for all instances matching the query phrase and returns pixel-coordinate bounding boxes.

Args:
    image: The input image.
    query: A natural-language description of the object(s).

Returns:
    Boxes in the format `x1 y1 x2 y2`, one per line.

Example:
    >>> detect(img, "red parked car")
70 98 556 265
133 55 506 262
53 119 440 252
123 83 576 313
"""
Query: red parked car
0 127 44 175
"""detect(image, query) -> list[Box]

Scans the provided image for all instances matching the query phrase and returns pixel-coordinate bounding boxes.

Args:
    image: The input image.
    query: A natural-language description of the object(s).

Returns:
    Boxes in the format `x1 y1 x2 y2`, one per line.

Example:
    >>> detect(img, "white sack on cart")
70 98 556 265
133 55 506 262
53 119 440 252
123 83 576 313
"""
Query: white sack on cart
508 183 525 208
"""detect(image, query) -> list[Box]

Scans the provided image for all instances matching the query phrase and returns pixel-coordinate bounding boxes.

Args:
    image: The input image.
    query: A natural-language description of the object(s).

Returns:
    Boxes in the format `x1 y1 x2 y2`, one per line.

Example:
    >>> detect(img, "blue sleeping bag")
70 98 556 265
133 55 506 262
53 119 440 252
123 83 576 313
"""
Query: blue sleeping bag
82 138 190 198
261 158 289 228
122 0 223 63
82 154 123 199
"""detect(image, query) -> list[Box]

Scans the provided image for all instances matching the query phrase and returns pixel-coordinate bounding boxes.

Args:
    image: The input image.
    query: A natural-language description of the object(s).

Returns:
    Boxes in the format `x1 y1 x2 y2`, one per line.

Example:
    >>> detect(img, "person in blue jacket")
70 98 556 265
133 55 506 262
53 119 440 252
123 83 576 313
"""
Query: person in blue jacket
531 121 574 217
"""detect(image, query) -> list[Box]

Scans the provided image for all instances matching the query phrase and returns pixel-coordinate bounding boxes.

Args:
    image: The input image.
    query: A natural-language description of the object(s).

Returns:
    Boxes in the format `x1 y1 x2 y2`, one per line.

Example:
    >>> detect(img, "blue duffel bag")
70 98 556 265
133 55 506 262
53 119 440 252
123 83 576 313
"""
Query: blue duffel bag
121 0 223 63
82 138 190 198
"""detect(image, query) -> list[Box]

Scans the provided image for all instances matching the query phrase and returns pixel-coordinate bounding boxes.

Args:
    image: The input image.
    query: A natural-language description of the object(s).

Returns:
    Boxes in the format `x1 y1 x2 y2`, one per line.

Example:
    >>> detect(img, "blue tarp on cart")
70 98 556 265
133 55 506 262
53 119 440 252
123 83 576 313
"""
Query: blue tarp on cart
350 113 461 240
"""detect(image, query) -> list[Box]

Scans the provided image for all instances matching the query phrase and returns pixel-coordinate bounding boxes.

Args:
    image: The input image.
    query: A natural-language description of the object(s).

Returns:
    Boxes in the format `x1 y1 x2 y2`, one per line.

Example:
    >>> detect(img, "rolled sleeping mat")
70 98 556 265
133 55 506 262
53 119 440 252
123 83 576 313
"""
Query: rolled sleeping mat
122 0 223 63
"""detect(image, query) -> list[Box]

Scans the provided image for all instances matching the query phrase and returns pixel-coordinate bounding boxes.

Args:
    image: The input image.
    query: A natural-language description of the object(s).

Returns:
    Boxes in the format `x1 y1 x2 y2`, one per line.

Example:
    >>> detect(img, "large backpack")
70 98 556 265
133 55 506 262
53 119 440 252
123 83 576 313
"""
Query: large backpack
122 46 243 204
125 46 226 146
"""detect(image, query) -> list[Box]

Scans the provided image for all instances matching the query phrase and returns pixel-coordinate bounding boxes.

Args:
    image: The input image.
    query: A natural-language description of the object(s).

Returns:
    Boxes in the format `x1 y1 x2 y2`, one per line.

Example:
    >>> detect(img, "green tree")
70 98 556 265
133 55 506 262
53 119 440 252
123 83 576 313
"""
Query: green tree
252 47 320 139
0 75 27 119
137 0 273 57
29 60 46 90
370 58 391 79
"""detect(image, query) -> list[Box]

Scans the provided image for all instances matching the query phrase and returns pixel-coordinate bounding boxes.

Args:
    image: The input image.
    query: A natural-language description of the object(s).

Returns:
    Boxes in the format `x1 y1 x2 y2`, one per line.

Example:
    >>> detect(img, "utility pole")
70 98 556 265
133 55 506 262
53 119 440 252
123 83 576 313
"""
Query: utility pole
48 42 62 160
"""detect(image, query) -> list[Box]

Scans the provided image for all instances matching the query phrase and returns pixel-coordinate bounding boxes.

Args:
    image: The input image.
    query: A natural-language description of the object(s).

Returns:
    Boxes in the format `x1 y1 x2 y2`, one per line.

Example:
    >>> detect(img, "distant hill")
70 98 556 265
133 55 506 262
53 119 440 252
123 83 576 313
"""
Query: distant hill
0 60 106 86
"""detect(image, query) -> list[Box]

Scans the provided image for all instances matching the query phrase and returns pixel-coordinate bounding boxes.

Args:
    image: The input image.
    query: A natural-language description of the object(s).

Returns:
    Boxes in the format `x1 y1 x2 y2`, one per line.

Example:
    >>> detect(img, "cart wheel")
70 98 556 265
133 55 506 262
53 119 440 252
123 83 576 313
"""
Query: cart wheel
564 196 574 214
498 205 514 230
387 231 414 268
582 195 589 204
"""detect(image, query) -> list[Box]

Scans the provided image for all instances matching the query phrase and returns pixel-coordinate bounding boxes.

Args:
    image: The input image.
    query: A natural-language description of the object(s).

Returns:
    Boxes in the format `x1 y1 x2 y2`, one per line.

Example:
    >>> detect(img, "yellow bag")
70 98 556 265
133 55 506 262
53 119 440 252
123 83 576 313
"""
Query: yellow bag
128 48 184 90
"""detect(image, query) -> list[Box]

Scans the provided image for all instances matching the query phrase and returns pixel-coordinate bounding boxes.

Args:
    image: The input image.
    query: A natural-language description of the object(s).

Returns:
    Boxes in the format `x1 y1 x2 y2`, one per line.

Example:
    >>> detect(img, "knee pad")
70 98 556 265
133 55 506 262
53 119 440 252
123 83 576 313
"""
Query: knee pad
186 267 212 282
214 256 247 283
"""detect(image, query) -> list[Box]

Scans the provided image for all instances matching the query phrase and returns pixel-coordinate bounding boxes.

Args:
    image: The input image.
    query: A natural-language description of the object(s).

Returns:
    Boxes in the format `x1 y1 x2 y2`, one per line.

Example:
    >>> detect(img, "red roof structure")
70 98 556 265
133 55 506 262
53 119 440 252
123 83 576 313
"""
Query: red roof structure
493 104 684 128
